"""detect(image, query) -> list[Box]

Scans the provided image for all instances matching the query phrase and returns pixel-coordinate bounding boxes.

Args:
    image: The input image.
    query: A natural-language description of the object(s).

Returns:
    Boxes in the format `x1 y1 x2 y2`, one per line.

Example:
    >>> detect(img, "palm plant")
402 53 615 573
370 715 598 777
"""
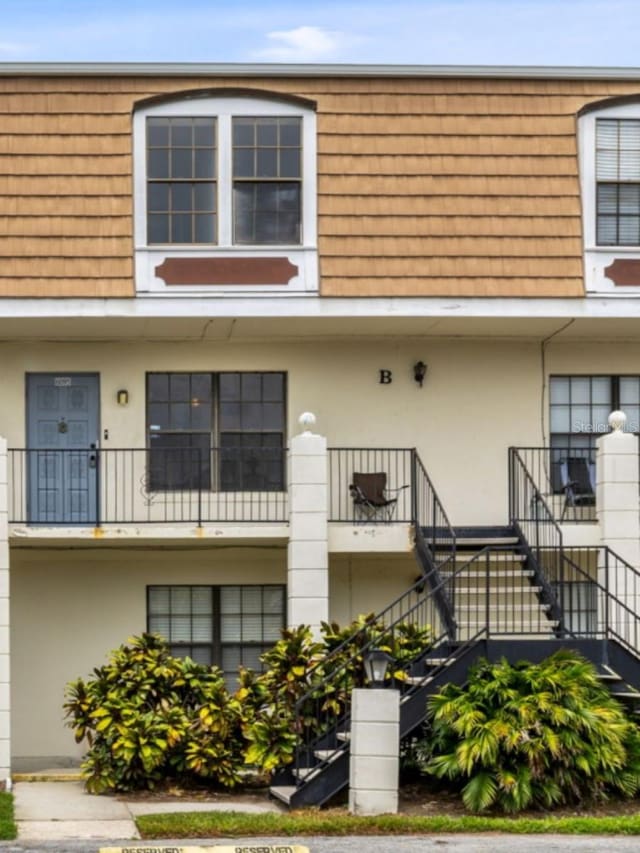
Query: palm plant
419 650 640 813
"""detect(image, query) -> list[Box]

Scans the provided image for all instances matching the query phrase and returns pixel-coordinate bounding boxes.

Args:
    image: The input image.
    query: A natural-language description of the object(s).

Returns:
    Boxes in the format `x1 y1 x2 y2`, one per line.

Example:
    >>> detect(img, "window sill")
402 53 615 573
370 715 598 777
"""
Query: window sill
135 245 318 295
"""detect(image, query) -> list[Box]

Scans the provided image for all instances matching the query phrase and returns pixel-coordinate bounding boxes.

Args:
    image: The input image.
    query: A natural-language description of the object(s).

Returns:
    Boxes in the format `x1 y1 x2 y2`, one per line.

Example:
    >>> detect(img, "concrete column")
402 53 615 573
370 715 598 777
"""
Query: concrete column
348 687 399 815
596 411 640 643
596 411 640 569
0 438 10 784
287 413 328 636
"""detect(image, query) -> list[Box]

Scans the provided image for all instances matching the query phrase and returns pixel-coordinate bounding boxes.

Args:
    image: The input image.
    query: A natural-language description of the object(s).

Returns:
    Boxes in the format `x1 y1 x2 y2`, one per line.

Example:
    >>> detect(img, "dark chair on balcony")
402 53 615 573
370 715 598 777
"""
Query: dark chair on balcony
349 472 409 522
560 457 596 521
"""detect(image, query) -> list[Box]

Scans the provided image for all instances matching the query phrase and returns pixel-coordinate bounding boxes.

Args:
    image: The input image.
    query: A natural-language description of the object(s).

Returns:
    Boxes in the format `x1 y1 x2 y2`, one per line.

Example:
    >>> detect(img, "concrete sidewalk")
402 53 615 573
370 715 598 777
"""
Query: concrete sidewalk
13 779 282 841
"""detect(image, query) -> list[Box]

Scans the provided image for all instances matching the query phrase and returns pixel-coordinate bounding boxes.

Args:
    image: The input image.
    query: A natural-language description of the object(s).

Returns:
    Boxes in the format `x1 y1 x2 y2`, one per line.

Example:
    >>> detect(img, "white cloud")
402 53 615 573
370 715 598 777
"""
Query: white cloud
254 25 350 61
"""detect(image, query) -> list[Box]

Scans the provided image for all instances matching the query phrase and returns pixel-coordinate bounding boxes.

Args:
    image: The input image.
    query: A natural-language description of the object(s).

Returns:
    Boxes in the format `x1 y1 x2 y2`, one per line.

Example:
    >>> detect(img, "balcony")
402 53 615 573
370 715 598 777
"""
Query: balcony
8 447 288 538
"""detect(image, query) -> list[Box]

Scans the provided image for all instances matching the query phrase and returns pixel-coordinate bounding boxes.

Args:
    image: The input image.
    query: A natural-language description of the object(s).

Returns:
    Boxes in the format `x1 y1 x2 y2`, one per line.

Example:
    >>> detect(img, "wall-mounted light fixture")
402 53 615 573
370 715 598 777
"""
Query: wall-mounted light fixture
413 361 427 388
116 389 129 406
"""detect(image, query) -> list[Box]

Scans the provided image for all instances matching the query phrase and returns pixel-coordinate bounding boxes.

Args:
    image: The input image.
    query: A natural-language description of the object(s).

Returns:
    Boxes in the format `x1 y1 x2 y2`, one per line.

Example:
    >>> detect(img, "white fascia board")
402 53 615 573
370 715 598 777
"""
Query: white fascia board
4 296 640 320
1 62 640 80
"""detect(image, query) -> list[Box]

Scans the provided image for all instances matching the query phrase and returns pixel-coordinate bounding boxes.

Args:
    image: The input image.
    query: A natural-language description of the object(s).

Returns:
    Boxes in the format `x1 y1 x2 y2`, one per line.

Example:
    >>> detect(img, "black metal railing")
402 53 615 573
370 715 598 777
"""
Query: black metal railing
511 446 596 524
8 447 288 525
559 547 640 651
328 448 413 522
288 563 472 795
509 447 565 626
412 450 456 572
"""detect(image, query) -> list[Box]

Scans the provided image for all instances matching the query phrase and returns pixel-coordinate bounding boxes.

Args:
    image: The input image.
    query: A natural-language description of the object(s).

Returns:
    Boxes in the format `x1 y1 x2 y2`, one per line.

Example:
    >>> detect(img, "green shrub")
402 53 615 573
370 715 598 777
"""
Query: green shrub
418 650 640 813
65 616 434 791
64 633 247 793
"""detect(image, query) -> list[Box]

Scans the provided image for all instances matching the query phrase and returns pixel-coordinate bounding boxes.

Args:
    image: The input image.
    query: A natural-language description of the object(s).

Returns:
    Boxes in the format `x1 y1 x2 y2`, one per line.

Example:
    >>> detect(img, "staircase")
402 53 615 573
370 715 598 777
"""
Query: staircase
269 449 640 809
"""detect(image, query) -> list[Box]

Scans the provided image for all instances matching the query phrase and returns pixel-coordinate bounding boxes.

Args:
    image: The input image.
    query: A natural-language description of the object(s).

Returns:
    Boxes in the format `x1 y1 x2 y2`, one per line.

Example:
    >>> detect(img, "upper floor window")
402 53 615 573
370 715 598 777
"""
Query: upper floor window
146 114 302 246
596 118 640 246
134 91 317 294
135 92 315 251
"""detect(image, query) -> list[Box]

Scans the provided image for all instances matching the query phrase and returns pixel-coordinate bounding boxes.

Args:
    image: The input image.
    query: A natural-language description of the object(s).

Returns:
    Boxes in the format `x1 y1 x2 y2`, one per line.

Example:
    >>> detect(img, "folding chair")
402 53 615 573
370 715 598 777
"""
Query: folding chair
349 472 409 522
560 457 596 521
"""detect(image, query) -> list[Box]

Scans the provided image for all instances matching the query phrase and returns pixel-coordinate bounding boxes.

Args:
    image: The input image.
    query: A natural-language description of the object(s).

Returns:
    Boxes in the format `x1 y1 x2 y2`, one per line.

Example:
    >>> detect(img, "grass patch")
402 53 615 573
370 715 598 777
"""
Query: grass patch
0 792 16 840
137 809 640 838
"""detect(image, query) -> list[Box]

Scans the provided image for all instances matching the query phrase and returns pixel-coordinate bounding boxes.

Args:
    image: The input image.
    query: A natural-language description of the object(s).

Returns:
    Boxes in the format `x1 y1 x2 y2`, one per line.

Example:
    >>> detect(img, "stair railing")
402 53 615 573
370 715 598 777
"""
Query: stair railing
562 546 640 658
508 447 565 630
412 450 457 635
285 559 481 801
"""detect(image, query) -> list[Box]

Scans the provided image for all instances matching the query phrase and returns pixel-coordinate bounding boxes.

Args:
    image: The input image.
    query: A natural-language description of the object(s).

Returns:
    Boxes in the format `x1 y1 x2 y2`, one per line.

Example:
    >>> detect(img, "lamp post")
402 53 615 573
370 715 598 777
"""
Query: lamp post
349 647 400 815
363 648 394 688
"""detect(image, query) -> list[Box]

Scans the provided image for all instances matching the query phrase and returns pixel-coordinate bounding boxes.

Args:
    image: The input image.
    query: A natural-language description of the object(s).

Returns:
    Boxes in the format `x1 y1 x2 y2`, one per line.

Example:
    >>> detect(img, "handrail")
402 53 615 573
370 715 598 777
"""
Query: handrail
508 446 565 628
412 448 457 572
289 557 475 790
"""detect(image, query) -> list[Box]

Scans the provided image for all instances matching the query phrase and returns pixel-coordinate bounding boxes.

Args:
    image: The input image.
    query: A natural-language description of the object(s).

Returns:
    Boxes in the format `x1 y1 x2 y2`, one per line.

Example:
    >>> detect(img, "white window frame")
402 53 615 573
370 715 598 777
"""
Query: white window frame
133 93 318 296
579 101 640 294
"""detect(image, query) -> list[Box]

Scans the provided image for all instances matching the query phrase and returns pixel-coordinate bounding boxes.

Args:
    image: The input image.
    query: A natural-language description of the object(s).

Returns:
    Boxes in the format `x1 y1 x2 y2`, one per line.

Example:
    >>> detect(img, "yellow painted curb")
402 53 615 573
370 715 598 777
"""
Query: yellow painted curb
100 846 309 853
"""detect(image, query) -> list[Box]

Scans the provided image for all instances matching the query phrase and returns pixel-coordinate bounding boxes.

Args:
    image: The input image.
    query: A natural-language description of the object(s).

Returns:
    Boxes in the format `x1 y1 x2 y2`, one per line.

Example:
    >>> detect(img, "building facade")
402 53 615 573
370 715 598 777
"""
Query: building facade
1 63 640 774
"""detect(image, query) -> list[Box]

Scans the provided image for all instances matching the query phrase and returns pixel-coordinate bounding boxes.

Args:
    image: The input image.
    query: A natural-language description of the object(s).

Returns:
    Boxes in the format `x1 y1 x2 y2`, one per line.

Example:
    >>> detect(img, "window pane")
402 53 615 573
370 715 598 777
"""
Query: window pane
148 183 170 211
148 402 169 429
147 118 169 147
619 184 640 213
171 148 192 179
592 377 611 405
620 376 640 404
148 149 169 179
233 119 254 146
148 374 169 402
194 149 214 179
171 214 192 243
570 377 590 404
242 586 263 612
194 119 215 147
280 148 300 178
171 183 191 212
280 119 301 146
220 587 241 613
220 615 241 642
619 216 640 244
219 373 241 400
257 148 278 177
256 120 278 146
193 182 215 211
192 586 212 613
262 402 284 430
234 148 254 178
148 214 169 243
149 614 170 636
241 374 262 401
549 377 569 405
170 402 191 429
170 375 190 399
149 586 170 611
195 214 215 243
171 587 191 615
550 406 570 433
242 402 263 429
171 120 193 147
219 402 241 430
192 615 212 642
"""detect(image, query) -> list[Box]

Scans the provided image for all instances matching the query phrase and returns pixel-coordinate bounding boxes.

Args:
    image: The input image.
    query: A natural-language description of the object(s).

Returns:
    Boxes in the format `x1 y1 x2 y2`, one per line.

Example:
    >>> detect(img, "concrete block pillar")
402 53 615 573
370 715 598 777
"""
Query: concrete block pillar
596 411 640 643
596 411 640 568
287 413 328 636
348 688 399 815
0 439 10 784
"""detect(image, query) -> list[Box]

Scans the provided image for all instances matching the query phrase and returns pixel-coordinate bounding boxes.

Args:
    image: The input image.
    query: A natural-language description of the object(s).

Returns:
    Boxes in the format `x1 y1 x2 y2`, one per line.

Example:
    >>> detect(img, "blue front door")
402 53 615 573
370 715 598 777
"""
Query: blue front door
26 374 100 524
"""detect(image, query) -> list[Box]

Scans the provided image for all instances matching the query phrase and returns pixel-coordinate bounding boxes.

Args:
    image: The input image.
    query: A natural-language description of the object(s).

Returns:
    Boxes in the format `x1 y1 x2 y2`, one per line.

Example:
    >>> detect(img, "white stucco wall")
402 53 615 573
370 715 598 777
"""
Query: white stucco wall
9 544 416 766
2 335 633 526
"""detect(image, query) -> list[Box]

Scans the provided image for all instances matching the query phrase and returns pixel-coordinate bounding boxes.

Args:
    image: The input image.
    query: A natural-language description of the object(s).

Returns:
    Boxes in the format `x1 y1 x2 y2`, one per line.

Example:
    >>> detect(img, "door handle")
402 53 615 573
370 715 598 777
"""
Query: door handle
89 442 98 469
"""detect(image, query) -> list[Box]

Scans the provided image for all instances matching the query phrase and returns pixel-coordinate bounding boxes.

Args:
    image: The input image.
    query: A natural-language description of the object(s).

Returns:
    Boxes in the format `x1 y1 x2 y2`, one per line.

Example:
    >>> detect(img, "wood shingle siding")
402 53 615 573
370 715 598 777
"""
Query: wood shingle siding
3 72 640 298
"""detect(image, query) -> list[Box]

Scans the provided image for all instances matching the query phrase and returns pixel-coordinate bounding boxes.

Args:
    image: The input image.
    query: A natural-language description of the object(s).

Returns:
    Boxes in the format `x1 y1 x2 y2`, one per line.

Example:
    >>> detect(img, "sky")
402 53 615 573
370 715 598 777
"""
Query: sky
0 0 639 66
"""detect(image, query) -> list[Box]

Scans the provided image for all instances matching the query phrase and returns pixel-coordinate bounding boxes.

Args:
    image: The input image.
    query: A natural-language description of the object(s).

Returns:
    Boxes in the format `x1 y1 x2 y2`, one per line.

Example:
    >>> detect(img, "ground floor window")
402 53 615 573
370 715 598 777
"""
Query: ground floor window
147 584 285 687
146 372 286 491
